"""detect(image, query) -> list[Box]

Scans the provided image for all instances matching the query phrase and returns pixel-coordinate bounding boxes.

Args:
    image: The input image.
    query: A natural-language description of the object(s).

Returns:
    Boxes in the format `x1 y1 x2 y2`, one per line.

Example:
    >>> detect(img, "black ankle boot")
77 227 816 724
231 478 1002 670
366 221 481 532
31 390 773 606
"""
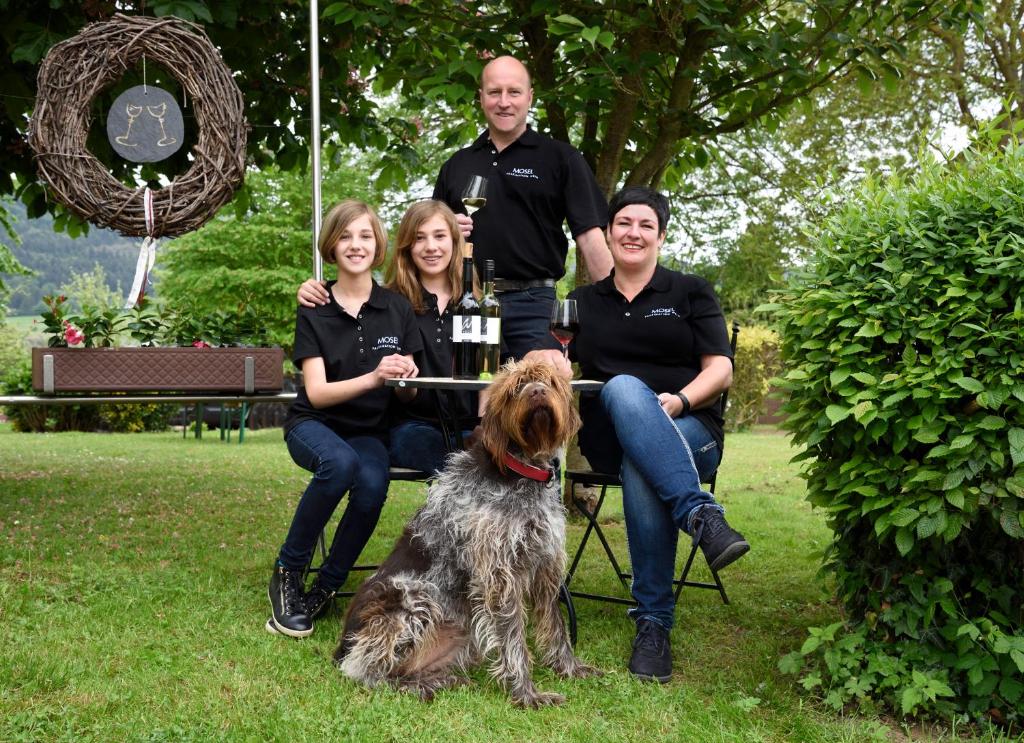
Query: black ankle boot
303 580 336 620
268 565 312 638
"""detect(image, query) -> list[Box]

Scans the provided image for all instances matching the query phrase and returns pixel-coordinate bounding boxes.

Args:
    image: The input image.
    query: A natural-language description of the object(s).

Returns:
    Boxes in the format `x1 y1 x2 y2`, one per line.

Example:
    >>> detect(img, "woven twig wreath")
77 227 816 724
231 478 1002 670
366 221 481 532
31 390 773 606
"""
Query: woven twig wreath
28 14 247 238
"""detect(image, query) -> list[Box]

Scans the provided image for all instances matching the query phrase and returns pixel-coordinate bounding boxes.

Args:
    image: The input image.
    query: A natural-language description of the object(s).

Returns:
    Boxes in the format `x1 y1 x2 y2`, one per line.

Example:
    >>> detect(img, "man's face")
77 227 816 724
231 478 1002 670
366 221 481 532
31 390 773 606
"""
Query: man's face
479 58 533 141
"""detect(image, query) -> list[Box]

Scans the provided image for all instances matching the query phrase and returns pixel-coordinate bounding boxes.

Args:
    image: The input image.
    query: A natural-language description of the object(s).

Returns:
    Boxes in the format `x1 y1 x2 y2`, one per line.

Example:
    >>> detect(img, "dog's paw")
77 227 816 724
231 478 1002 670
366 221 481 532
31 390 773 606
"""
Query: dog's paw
560 661 604 679
513 689 566 708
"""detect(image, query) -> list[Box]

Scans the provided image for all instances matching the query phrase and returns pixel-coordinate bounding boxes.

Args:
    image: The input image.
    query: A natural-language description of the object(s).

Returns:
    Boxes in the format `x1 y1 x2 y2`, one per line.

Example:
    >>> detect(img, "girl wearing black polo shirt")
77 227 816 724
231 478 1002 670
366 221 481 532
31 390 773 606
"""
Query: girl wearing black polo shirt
269 200 422 638
383 200 478 472
563 187 750 682
299 200 478 474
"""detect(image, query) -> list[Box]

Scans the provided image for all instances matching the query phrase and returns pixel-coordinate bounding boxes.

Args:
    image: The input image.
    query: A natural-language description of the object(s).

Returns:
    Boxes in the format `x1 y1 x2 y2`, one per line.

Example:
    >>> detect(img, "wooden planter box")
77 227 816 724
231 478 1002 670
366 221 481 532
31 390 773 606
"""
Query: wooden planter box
31 347 284 393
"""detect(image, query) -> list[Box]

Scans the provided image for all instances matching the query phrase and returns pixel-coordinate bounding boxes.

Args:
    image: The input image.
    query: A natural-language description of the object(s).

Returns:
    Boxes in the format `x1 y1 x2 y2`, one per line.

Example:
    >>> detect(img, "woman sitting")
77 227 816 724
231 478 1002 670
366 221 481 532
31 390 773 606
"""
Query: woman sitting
534 186 750 683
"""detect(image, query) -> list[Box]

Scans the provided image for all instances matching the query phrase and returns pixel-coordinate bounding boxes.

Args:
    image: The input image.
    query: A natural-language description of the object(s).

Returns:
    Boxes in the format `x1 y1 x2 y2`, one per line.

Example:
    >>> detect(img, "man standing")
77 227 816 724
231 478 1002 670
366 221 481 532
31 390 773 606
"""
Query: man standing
433 55 612 360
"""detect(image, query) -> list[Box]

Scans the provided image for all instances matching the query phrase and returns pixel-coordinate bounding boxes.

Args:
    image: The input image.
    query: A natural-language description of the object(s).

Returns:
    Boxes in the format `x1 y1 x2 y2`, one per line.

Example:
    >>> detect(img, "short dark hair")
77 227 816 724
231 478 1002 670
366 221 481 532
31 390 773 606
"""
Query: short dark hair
607 186 670 234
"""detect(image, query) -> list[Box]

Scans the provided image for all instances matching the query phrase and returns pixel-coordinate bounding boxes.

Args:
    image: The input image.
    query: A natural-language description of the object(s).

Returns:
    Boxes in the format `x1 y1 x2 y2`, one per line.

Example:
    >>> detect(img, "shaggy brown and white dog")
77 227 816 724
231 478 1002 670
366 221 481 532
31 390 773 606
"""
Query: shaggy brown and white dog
334 359 601 707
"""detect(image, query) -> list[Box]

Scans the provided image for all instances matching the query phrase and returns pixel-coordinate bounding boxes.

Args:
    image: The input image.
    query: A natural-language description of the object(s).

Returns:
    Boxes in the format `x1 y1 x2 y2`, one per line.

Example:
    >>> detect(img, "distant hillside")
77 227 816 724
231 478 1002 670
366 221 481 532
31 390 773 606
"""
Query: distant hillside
3 200 141 315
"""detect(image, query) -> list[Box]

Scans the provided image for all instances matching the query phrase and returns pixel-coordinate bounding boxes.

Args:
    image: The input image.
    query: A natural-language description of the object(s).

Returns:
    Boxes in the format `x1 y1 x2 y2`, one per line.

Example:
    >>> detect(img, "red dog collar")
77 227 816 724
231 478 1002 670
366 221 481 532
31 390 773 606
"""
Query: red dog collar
502 452 554 482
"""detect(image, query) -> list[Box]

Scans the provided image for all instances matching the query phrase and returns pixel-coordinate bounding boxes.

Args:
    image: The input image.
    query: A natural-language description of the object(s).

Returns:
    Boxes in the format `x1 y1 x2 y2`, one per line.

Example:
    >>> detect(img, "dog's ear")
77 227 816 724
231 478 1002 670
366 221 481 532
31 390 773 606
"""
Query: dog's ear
479 361 517 472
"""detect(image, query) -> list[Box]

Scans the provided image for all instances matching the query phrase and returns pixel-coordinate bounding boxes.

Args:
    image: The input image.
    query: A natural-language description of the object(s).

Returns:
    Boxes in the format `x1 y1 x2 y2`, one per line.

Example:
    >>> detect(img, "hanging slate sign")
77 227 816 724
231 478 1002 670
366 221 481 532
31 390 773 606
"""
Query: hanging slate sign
105 85 184 162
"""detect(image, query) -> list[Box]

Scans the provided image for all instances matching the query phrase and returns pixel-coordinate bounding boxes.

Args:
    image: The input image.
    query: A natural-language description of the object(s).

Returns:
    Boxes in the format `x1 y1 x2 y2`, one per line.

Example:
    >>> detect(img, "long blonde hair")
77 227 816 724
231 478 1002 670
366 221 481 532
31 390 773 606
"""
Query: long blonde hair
385 200 465 314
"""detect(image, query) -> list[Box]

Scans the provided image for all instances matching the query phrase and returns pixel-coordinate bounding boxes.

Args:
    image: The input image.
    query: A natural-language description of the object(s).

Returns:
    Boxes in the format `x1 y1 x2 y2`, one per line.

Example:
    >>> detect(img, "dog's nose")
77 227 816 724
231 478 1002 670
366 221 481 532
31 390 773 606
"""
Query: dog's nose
524 382 548 400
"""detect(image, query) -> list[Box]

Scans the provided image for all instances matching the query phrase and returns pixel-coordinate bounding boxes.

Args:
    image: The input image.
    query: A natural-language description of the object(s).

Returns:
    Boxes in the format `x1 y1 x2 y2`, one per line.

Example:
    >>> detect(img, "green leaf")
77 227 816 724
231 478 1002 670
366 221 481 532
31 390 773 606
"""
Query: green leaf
855 321 883 338
999 677 1024 703
999 509 1024 538
581 25 600 46
949 434 974 449
975 415 1005 431
778 651 803 674
916 512 943 539
551 13 586 27
830 368 851 386
800 635 821 654
851 372 877 385
1009 428 1024 467
894 527 915 556
890 508 918 527
953 376 984 393
826 405 851 424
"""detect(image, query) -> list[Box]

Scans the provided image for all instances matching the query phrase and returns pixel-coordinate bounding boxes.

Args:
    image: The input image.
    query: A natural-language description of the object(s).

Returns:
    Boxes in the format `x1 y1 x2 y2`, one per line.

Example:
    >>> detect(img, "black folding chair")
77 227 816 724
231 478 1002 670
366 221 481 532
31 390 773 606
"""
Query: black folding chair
305 466 432 597
563 321 741 628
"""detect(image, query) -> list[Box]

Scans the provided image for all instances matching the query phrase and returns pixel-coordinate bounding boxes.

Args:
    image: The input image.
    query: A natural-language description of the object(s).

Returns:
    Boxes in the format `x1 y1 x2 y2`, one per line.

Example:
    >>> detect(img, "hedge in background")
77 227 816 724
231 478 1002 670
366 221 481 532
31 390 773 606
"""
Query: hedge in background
766 140 1024 724
725 323 782 432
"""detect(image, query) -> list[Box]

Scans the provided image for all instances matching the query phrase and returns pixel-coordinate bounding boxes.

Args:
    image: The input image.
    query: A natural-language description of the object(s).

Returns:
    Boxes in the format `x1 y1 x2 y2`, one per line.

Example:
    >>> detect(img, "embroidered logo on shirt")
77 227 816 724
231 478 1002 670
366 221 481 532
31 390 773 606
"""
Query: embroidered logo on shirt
372 335 401 352
645 307 681 319
506 167 539 180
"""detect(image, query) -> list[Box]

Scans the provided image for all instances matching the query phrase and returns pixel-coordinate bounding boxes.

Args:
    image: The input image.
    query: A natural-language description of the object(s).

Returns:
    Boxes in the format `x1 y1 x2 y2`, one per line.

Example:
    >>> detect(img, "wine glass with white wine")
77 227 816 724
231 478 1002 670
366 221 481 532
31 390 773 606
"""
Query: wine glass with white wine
461 175 488 217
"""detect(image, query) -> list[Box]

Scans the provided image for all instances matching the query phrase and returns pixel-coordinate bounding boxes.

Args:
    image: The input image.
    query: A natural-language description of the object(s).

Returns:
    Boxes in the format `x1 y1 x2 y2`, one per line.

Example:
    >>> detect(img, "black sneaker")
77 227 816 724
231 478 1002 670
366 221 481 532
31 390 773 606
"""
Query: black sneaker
628 618 672 683
691 506 750 572
268 565 312 638
303 580 336 620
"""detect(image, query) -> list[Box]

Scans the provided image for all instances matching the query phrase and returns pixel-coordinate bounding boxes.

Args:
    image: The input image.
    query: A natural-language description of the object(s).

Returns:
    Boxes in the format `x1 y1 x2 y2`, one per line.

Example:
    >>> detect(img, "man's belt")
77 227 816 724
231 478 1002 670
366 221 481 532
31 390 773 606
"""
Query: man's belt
493 278 557 293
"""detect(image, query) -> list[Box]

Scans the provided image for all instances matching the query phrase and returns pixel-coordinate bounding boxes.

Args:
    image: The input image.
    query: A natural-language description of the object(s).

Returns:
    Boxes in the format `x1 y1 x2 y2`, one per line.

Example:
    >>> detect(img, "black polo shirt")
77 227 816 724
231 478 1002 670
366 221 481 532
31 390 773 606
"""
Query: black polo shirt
569 265 734 465
432 127 607 280
390 288 478 427
284 281 422 440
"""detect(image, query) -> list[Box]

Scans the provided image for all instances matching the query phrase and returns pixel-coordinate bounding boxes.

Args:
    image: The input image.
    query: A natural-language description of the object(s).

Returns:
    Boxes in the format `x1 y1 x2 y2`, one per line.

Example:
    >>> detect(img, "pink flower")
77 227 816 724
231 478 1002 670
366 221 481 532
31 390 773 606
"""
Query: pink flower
192 340 211 348
63 320 85 347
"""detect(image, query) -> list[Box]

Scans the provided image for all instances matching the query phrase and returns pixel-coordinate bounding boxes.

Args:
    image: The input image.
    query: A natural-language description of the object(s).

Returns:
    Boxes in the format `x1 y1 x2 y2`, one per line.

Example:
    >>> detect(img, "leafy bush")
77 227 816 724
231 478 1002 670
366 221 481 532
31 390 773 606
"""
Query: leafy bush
0 320 27 372
726 323 781 432
2 359 100 432
96 402 178 433
38 294 271 348
766 140 1024 725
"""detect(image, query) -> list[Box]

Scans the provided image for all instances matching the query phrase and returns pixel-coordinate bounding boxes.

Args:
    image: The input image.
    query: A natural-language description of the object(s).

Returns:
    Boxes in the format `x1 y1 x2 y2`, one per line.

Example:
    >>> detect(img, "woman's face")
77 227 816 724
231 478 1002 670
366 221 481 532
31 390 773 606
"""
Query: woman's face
409 213 454 279
333 213 378 277
607 203 664 271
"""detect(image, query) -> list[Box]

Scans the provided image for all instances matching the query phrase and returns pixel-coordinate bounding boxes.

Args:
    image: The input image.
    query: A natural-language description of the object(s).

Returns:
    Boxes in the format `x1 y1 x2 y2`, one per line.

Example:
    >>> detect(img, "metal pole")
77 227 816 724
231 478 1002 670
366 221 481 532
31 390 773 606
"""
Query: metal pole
310 0 323 281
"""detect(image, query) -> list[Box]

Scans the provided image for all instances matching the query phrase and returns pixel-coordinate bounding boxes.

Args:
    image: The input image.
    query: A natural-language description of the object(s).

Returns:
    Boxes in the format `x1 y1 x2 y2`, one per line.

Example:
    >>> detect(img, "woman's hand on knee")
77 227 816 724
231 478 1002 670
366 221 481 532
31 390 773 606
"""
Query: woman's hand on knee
657 392 684 418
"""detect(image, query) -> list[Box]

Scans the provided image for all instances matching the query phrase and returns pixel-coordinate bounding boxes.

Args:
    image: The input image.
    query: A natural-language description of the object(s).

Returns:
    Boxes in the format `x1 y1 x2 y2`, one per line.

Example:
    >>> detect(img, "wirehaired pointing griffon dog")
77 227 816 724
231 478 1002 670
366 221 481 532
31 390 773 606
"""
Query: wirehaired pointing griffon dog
334 359 601 707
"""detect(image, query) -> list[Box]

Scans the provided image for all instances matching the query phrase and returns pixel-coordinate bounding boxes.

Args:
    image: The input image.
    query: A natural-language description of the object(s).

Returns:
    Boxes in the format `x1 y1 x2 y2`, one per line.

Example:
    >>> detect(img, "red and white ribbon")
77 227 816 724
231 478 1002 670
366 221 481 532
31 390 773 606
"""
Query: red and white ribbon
124 187 158 309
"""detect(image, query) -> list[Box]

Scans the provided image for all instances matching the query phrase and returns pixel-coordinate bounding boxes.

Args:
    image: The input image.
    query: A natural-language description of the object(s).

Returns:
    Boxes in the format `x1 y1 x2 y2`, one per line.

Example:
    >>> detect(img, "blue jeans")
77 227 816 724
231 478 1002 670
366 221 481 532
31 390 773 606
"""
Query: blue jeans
598 375 723 630
278 420 389 591
388 419 474 474
497 286 560 361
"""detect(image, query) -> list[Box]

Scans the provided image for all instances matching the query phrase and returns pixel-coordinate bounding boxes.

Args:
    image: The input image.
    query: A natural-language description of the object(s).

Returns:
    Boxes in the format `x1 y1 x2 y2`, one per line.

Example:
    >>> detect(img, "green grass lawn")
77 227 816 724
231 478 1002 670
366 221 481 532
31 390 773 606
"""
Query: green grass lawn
0 424 984 741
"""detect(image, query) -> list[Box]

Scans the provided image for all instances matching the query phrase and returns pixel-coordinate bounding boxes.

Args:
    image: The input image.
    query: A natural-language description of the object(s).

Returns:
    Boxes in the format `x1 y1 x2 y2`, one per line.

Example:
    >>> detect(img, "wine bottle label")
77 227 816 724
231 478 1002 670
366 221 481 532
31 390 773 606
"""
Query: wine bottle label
480 316 501 344
453 315 481 342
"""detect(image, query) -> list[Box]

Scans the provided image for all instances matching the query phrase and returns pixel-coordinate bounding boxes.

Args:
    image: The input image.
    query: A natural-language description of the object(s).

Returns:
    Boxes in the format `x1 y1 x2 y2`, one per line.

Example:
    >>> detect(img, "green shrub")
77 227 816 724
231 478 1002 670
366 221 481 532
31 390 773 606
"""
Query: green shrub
766 141 1024 725
96 402 177 433
726 323 782 432
1 359 100 432
0 320 27 371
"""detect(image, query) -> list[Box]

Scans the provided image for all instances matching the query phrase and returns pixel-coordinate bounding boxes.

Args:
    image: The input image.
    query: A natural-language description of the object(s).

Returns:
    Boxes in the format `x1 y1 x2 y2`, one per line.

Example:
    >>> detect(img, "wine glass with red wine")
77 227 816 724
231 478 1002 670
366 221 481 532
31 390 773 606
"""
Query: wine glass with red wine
549 298 579 360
